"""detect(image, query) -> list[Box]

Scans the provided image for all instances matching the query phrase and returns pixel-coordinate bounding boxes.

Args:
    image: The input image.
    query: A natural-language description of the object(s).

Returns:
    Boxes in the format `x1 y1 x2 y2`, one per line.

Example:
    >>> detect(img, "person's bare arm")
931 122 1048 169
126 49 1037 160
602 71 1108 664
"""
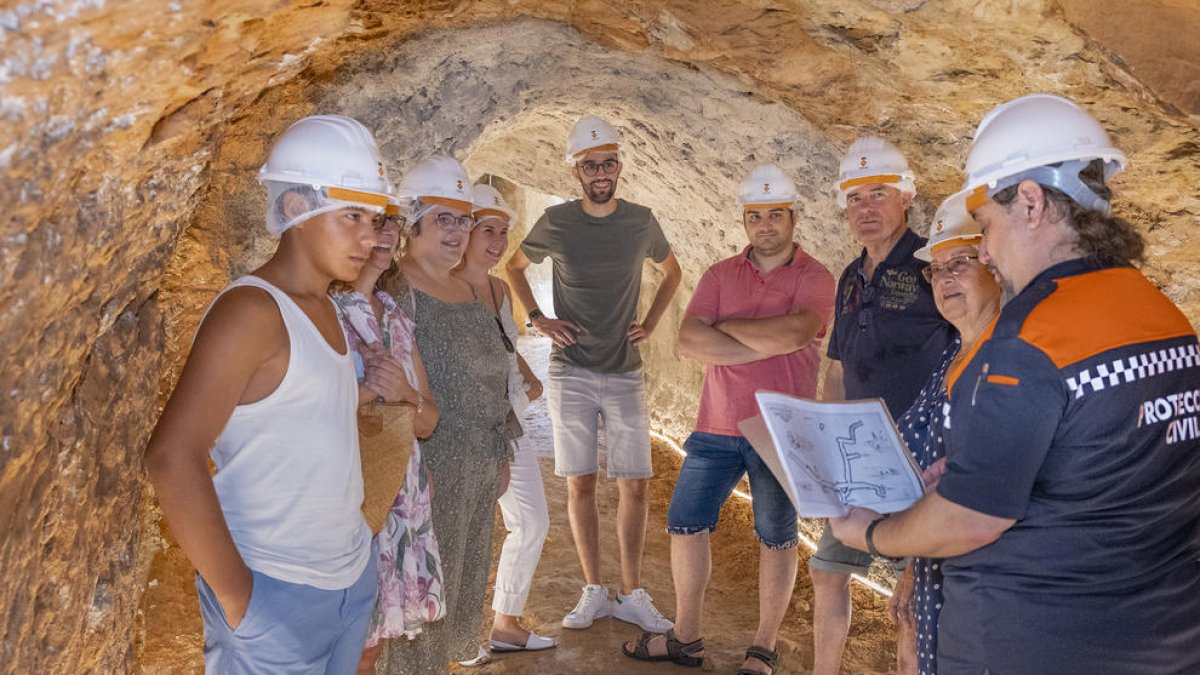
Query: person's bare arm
515 351 542 401
822 359 846 402
408 342 440 439
677 315 764 366
628 250 683 345
714 311 824 357
830 492 1015 559
143 288 286 629
359 343 417 407
506 247 580 347
504 247 539 319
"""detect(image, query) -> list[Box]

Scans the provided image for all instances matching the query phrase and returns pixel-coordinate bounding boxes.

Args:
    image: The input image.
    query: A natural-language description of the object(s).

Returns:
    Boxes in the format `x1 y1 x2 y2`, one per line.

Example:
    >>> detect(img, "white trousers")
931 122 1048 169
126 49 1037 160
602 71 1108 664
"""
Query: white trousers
492 439 550 616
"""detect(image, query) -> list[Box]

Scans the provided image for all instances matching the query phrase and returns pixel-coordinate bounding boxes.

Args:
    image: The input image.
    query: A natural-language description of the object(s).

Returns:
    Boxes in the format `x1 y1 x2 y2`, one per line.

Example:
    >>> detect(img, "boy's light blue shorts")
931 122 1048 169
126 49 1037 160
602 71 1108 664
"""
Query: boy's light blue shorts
195 556 377 675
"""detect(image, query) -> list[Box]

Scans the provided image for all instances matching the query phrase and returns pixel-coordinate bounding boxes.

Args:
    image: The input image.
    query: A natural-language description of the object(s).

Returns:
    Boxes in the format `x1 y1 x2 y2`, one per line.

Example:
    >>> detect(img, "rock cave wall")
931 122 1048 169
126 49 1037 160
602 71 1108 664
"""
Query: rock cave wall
0 1 1196 672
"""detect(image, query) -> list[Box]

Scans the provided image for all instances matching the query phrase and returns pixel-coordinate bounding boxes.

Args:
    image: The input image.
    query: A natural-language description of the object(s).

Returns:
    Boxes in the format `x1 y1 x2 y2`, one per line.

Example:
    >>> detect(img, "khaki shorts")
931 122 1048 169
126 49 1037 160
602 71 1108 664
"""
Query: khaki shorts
809 520 908 576
547 361 653 479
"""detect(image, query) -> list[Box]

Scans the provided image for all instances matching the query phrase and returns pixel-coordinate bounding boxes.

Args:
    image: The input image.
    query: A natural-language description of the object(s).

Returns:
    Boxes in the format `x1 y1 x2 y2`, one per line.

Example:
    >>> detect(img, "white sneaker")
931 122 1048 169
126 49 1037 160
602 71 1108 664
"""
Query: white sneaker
561 584 612 629
612 588 674 633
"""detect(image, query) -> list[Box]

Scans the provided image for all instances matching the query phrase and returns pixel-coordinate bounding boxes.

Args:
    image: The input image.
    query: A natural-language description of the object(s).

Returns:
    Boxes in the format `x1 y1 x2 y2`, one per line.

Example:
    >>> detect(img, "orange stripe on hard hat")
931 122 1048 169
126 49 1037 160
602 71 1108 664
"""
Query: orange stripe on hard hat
421 196 474 212
744 202 794 211
384 204 402 216
572 143 620 159
839 174 901 191
965 185 989 213
931 236 982 253
327 186 390 208
473 208 510 222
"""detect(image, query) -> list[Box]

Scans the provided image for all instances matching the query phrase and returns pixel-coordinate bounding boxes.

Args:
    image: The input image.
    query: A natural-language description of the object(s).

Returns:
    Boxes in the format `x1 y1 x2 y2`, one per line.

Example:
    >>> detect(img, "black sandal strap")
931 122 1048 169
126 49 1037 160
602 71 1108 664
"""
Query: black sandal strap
744 644 779 670
664 628 706 667
631 631 656 659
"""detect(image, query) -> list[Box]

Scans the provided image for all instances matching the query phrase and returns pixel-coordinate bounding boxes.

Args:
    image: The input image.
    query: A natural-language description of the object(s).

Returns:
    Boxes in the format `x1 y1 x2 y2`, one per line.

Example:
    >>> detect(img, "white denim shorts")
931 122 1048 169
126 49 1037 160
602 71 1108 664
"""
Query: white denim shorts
546 361 653 479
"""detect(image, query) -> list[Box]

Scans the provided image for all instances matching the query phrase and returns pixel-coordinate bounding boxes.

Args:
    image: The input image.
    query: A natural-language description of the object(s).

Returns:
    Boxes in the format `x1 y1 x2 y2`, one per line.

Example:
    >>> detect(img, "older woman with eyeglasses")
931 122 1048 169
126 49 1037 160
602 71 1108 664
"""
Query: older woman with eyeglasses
890 196 1002 675
378 156 512 673
454 184 557 655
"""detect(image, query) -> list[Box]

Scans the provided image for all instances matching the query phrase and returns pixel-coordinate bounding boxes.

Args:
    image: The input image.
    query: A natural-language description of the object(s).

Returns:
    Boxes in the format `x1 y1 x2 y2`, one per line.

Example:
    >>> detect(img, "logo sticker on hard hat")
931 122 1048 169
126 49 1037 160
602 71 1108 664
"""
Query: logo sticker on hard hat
378 162 385 177
935 220 945 233
591 130 598 139
763 183 771 194
456 179 464 192
859 157 869 168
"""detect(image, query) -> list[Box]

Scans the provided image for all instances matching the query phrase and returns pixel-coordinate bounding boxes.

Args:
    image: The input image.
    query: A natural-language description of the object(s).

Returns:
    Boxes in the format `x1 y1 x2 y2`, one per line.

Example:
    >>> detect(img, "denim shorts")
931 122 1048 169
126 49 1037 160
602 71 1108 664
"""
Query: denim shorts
195 555 377 675
547 361 653 479
666 432 799 549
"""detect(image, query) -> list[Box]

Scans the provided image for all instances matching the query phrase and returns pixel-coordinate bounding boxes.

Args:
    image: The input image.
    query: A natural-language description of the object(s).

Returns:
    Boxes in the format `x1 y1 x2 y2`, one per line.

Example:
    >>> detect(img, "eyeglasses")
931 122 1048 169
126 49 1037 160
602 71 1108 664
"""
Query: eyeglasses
494 316 515 353
376 214 405 231
578 159 619 176
432 212 475 231
921 255 980 283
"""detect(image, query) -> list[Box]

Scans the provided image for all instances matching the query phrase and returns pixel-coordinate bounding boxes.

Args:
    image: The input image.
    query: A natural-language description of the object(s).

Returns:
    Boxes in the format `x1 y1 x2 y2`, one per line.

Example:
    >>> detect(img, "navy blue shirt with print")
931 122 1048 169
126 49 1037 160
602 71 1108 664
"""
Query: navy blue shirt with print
827 228 955 416
936 259 1200 675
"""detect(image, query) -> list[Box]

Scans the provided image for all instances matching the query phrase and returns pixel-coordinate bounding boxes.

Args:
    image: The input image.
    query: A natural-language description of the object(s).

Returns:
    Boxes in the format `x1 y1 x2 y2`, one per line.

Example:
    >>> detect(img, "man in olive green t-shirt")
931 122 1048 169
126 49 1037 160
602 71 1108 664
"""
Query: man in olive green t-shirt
507 114 682 634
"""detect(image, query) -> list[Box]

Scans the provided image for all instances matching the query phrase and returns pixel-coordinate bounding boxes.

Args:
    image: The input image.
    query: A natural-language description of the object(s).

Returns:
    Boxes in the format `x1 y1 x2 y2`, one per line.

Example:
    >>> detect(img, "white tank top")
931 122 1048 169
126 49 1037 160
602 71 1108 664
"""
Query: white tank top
208 276 370 589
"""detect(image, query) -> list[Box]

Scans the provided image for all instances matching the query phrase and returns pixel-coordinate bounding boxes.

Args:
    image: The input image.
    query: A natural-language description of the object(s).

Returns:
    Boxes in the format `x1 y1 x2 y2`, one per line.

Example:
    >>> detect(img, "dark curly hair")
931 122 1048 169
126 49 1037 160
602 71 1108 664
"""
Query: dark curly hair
991 159 1144 266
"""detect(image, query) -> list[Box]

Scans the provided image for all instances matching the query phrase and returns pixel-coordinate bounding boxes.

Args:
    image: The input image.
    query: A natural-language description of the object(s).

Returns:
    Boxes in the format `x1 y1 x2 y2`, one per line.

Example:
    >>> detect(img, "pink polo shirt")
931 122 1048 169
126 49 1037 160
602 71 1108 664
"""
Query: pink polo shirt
685 244 836 436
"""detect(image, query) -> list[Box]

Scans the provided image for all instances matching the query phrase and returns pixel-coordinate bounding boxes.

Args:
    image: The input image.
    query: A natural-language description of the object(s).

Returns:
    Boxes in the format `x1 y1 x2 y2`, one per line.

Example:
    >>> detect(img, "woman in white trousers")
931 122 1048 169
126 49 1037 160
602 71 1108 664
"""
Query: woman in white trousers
456 184 555 653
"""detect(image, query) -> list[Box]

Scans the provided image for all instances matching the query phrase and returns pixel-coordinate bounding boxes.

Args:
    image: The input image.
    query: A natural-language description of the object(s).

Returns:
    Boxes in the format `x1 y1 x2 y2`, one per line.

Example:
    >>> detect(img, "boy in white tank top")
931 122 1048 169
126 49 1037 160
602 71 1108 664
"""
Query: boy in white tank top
145 116 413 675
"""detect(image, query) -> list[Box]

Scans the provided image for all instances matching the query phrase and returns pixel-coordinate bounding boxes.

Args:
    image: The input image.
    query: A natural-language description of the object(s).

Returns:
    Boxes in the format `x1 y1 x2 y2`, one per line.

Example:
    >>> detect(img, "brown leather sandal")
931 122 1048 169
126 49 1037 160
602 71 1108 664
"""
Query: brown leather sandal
621 628 705 667
733 644 779 674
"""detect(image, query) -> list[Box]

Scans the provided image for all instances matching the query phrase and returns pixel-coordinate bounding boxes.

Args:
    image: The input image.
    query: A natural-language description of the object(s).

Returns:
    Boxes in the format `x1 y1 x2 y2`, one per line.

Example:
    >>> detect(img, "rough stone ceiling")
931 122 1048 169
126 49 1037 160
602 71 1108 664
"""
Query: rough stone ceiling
0 1 1197 672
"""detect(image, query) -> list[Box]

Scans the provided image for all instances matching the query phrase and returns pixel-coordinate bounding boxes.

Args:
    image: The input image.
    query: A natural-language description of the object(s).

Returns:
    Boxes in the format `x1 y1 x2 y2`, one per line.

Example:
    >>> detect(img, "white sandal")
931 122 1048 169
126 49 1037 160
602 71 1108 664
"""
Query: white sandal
457 646 492 667
489 630 558 653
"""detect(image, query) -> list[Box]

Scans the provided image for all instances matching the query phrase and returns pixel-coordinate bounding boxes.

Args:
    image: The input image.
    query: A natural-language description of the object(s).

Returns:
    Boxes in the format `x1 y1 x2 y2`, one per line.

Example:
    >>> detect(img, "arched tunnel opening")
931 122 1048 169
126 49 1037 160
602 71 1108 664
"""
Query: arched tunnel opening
142 20 890 671
1 2 1198 674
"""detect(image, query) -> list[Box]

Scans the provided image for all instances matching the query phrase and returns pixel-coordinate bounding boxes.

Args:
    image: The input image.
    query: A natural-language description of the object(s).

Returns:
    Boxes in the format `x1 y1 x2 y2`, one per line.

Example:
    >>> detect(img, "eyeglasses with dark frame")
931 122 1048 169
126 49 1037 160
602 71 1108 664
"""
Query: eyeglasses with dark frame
432 211 475 231
921 254 980 283
578 159 620 176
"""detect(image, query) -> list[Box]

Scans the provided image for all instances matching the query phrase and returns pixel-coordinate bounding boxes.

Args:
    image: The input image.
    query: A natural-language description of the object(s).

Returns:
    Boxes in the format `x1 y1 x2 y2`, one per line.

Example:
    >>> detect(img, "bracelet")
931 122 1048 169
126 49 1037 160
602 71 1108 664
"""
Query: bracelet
525 308 544 327
865 514 891 558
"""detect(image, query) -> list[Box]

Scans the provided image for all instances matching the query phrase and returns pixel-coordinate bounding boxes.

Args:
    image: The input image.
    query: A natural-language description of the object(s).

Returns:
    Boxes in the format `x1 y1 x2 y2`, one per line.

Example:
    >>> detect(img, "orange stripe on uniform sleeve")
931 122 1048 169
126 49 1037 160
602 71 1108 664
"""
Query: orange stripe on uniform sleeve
986 374 1020 386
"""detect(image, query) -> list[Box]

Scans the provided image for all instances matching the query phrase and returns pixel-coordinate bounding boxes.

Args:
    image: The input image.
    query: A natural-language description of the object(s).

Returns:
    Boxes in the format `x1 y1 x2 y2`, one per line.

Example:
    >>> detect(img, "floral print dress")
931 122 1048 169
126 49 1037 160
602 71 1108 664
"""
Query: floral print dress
333 289 446 643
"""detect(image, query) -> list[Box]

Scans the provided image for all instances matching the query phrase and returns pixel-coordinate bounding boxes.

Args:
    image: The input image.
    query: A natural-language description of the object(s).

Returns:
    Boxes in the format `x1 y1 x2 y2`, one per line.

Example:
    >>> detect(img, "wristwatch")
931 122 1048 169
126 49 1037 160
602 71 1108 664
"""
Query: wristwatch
525 308 544 327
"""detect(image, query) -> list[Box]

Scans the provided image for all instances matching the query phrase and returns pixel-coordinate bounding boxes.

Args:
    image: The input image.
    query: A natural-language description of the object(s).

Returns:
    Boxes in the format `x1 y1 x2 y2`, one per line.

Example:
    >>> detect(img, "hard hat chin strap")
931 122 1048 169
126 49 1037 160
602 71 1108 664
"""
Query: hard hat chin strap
988 159 1114 216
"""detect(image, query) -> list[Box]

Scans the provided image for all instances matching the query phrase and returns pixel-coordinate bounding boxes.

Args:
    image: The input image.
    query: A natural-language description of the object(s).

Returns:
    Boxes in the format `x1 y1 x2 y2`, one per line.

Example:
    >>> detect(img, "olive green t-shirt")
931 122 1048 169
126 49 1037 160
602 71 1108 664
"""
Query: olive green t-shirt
521 198 671 373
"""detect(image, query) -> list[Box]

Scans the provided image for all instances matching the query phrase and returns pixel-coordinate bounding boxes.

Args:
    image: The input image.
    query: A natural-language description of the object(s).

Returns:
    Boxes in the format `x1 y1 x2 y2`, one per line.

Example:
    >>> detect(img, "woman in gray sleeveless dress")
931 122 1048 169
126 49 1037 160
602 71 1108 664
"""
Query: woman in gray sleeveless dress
379 157 512 674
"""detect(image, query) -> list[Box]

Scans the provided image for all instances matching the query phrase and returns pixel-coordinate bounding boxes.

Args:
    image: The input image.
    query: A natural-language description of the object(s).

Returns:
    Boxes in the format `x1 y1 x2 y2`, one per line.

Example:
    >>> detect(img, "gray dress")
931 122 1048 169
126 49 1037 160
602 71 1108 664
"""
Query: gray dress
380 287 511 674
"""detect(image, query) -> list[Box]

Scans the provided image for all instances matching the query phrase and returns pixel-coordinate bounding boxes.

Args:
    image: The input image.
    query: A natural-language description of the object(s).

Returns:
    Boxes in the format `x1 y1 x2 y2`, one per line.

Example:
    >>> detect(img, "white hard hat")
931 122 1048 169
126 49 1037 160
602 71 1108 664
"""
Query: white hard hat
384 193 404 217
258 115 390 235
397 154 474 215
834 136 916 208
738 163 799 209
472 184 517 224
914 194 981 262
950 94 1127 215
258 115 390 206
564 115 622 165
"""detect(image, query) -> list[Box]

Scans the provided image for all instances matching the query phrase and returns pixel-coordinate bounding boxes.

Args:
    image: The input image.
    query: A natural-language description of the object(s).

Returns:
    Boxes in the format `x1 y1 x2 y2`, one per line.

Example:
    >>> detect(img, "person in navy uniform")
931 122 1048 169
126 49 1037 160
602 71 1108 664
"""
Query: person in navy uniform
832 94 1200 675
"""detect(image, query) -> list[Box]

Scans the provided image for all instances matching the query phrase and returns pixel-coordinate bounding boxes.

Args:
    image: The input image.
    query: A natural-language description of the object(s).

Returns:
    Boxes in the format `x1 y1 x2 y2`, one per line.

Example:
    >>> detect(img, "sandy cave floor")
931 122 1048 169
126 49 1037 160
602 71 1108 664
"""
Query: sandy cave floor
136 337 897 674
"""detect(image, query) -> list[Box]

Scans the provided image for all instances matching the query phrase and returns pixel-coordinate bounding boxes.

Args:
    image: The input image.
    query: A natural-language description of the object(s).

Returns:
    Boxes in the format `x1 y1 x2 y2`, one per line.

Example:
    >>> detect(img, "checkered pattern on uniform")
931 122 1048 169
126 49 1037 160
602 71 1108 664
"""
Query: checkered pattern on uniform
1066 343 1200 399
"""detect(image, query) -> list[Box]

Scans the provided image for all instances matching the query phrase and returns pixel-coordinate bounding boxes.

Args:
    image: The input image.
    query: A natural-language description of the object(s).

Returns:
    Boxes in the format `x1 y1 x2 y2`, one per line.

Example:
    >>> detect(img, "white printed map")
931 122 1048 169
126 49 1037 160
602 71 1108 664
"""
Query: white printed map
747 392 925 518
